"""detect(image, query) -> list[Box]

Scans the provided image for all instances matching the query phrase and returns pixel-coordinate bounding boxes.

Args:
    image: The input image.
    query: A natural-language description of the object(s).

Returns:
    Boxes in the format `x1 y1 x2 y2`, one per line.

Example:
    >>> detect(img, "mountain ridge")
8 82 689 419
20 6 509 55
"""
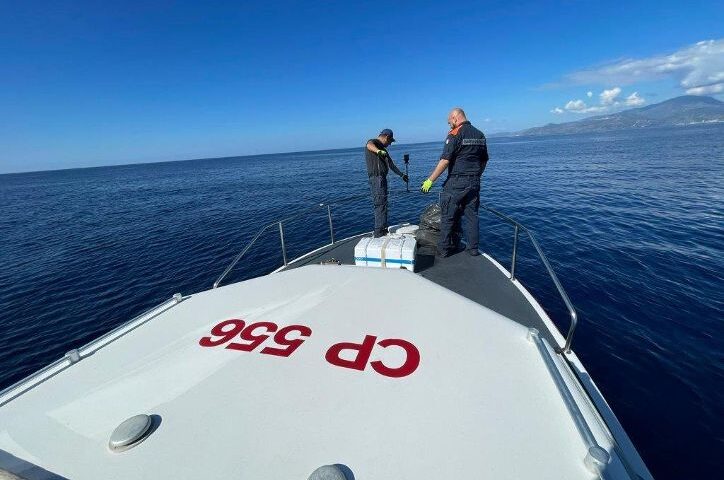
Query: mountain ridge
511 95 724 137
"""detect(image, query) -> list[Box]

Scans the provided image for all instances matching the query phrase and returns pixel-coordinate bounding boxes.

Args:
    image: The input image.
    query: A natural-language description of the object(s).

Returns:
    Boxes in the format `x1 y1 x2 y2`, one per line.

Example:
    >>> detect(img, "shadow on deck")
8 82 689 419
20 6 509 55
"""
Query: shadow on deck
280 234 556 345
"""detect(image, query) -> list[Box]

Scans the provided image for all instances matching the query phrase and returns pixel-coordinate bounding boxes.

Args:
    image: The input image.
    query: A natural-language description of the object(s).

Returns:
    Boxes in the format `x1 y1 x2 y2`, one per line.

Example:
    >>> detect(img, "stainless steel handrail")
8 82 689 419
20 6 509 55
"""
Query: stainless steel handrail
528 328 610 475
481 203 578 353
0 293 185 407
212 194 578 355
213 193 374 289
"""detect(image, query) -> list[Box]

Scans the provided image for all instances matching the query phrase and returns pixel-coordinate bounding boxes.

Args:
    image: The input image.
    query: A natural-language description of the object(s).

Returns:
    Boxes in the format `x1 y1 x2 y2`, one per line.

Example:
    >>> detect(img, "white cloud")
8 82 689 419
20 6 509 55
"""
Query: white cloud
565 99 587 111
600 87 621 105
625 92 645 106
552 86 646 115
558 39 724 96
559 98 607 113
686 83 724 95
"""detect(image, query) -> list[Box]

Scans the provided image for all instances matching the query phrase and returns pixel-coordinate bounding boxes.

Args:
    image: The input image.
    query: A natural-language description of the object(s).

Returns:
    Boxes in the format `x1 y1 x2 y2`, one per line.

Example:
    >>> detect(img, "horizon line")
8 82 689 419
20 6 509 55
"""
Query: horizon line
4 93 720 176
1 139 448 176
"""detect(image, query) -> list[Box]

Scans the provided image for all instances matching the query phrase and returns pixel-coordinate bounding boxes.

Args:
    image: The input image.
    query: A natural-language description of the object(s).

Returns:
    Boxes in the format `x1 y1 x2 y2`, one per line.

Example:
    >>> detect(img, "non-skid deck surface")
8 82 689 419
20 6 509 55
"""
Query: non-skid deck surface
281 235 557 345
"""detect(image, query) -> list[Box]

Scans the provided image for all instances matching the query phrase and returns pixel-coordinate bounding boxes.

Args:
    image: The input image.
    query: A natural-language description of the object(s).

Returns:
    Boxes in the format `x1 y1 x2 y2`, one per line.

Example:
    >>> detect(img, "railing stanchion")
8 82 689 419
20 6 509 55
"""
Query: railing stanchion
480 203 578 354
327 204 335 244
214 193 373 288
511 224 519 281
279 222 288 266
404 153 410 193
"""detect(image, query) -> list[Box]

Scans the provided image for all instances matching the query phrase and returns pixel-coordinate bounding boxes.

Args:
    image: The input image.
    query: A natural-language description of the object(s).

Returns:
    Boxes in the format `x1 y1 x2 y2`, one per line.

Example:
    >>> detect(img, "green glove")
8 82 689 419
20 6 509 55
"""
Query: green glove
421 178 434 193
376 150 388 159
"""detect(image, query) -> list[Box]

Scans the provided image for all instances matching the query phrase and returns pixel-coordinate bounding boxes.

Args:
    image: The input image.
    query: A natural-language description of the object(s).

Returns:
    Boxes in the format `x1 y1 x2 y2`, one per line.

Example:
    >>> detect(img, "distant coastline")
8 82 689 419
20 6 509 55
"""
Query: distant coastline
3 101 722 176
502 95 724 137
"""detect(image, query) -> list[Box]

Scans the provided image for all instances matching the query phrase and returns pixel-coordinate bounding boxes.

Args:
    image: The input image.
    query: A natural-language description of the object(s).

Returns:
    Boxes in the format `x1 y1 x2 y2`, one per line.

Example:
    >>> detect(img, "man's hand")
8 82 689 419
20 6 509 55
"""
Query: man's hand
421 178 433 193
402 174 409 183
376 150 388 159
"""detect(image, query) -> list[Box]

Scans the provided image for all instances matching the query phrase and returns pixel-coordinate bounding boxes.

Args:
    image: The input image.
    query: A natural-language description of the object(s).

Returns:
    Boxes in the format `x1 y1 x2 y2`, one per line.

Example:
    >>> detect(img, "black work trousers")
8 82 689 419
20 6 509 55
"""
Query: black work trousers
368 175 388 237
438 175 480 254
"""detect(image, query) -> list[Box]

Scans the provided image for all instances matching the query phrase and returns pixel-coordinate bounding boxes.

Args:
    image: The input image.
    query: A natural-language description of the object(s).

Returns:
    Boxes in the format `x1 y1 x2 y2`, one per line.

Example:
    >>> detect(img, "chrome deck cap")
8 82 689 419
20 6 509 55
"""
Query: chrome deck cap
308 465 348 480
109 414 153 452
585 445 611 473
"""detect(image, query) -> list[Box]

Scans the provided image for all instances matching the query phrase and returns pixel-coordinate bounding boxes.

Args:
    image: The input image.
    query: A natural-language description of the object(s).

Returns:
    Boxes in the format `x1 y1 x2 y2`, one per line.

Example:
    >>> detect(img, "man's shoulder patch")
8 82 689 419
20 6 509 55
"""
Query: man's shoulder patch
445 138 450 145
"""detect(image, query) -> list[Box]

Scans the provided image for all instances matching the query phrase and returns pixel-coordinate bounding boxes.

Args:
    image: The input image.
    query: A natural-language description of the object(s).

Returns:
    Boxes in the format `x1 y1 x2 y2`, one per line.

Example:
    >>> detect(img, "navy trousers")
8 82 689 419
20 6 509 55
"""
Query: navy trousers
369 175 388 237
438 175 480 254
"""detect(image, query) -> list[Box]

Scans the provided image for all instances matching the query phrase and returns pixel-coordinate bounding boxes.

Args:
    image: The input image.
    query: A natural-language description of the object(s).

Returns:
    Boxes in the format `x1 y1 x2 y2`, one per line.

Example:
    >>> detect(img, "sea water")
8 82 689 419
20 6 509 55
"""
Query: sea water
1 124 722 479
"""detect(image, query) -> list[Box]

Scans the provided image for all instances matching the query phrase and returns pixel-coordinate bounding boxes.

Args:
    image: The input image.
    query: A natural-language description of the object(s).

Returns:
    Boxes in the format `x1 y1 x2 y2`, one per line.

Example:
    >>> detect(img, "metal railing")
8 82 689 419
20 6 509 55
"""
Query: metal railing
213 193 373 289
481 203 578 353
212 193 578 355
0 293 185 407
528 328 610 475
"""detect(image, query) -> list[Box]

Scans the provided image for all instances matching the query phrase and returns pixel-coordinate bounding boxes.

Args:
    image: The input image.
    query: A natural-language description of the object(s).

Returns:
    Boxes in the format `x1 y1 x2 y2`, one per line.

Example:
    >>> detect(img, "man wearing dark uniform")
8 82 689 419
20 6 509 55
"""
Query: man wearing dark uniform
365 129 409 237
421 108 489 256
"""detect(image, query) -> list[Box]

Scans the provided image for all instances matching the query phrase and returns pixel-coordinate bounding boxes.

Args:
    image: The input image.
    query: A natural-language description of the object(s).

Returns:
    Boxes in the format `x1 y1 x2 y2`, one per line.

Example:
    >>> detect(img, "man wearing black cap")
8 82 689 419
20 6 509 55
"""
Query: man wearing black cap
364 129 409 237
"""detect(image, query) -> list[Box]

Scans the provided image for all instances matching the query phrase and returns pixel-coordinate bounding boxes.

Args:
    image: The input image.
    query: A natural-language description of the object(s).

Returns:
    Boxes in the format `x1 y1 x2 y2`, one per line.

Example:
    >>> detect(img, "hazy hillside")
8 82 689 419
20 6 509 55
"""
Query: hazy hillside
515 95 724 136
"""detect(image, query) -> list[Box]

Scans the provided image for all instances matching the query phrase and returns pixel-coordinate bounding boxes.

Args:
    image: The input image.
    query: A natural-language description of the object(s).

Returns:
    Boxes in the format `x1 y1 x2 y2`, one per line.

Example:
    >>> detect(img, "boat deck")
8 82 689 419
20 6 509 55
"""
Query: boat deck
0 265 611 480
280 233 559 346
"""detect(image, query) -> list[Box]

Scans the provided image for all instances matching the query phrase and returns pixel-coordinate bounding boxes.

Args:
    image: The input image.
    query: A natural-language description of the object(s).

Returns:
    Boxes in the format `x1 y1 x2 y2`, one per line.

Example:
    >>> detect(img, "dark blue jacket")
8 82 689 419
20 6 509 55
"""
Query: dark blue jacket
441 121 489 176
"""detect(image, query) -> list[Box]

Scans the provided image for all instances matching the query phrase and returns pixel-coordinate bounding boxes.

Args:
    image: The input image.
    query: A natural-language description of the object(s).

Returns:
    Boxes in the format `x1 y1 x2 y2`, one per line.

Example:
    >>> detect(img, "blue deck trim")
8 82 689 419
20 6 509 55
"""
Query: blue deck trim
354 257 414 265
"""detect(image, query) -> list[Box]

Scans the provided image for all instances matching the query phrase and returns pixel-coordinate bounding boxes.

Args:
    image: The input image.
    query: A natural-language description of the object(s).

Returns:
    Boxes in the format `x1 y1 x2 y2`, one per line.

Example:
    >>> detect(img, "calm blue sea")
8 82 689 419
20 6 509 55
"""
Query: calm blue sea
1 125 722 478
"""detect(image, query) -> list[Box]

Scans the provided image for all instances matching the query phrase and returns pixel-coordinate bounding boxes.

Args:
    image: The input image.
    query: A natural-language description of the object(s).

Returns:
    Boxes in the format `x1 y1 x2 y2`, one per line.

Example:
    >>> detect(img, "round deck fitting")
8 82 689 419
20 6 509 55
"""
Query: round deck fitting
109 414 153 452
308 465 348 480
584 445 611 473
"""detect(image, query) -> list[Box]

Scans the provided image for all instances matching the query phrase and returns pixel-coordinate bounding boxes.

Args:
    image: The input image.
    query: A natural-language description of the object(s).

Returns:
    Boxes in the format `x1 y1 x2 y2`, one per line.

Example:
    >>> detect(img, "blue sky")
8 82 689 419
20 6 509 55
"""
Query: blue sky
1 0 722 173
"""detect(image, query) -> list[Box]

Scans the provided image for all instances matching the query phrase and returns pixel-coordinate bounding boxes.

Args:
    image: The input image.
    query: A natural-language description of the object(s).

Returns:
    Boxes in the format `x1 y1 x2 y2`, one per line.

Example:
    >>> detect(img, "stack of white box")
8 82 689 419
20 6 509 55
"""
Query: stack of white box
354 232 417 272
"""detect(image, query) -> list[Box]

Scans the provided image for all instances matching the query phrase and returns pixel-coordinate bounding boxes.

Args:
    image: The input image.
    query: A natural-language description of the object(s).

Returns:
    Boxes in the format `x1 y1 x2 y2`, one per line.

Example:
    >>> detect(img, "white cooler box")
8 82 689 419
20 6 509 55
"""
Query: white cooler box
354 234 417 272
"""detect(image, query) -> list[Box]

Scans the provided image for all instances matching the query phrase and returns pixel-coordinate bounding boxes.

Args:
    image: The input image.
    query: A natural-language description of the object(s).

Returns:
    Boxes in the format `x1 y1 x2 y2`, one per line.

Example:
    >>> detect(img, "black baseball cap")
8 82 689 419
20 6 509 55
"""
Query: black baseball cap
379 129 396 142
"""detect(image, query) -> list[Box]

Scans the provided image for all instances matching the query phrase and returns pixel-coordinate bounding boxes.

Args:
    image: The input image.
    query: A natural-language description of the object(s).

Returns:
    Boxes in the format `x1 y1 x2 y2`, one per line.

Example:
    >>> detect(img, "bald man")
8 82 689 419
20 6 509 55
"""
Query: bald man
421 108 489 256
